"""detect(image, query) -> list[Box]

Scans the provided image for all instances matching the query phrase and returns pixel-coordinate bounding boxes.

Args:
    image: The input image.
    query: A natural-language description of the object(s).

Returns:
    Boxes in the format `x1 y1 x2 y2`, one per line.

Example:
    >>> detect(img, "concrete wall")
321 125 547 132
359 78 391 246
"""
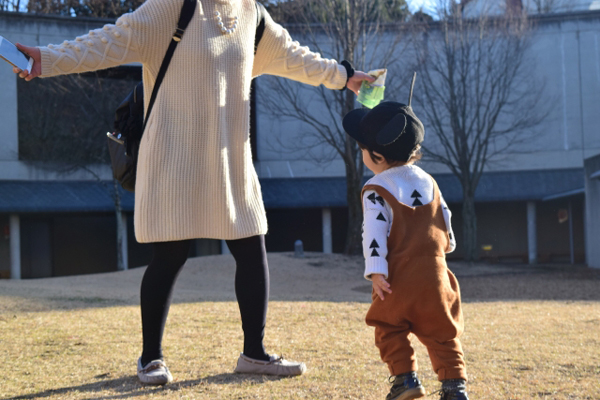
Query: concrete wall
584 154 600 268
0 12 114 181
254 11 600 178
463 0 594 16
2 11 600 180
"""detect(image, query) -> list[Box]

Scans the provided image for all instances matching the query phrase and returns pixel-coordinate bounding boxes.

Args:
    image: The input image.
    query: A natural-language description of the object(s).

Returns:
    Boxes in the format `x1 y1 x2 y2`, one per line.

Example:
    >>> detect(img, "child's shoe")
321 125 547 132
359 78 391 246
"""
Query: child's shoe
438 379 469 400
386 372 426 400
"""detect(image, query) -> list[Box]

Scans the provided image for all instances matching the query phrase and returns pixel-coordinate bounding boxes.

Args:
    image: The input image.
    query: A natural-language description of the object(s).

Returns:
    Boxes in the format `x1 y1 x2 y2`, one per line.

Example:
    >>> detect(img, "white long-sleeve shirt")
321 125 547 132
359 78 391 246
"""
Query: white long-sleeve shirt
362 165 456 280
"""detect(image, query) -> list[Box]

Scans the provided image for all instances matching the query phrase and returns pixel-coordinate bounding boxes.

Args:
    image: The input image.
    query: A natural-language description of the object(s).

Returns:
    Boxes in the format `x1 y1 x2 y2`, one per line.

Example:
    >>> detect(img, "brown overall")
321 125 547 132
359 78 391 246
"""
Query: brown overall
363 178 467 381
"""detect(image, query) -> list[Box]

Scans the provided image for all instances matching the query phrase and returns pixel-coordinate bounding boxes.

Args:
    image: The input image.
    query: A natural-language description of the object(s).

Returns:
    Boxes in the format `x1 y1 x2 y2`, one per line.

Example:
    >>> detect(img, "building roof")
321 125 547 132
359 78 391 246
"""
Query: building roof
436 168 584 203
0 168 584 213
262 168 585 208
0 181 135 213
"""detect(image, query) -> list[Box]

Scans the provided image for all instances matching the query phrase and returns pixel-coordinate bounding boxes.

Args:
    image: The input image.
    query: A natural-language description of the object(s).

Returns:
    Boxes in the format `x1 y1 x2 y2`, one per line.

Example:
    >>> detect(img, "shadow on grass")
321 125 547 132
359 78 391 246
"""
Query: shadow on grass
4 373 287 400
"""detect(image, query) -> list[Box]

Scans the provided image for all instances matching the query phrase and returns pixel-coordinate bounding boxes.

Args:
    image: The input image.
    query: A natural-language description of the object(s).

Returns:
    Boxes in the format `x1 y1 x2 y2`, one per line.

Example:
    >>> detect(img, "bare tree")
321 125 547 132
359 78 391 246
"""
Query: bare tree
259 0 409 254
24 0 143 17
457 0 577 16
410 1 549 260
0 0 25 12
526 0 575 14
18 71 136 270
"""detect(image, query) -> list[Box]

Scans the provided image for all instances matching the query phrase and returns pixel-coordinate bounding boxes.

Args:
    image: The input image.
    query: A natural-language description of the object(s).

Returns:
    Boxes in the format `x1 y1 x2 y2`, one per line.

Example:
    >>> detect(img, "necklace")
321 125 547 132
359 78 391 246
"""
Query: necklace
214 11 238 35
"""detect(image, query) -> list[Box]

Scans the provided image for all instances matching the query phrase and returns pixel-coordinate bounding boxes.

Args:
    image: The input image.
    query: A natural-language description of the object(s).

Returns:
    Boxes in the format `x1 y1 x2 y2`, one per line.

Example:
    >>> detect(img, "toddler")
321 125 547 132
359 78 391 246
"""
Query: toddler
343 77 469 400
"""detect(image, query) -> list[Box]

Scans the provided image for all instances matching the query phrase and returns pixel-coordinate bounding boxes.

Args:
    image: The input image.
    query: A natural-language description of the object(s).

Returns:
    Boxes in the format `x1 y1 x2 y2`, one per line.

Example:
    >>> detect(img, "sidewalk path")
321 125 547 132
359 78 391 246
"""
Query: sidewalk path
0 253 598 312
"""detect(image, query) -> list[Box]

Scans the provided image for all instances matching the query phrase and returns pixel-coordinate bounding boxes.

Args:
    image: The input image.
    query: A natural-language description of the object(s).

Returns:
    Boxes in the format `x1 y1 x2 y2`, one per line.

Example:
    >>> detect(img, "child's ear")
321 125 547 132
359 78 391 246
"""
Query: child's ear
372 151 385 164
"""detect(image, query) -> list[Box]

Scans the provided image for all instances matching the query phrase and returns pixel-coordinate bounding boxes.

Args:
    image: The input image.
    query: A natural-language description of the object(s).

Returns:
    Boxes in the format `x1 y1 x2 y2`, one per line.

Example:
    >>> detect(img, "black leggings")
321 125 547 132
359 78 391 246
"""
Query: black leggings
140 235 270 366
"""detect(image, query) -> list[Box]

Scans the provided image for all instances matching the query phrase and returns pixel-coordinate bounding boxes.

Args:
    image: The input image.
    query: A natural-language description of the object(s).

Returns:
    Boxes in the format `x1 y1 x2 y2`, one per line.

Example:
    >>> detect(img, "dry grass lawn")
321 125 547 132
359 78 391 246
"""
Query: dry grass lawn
0 253 599 400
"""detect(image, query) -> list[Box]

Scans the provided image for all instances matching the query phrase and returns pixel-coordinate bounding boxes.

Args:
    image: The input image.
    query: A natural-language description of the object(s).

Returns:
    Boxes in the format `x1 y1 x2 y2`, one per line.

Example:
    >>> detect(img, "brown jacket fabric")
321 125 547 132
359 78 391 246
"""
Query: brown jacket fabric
362 177 467 381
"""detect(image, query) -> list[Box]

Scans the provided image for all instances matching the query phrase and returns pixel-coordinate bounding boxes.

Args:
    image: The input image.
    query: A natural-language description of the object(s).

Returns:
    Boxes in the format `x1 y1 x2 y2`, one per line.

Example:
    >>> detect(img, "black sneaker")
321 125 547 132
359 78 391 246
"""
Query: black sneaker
386 372 426 400
438 379 469 400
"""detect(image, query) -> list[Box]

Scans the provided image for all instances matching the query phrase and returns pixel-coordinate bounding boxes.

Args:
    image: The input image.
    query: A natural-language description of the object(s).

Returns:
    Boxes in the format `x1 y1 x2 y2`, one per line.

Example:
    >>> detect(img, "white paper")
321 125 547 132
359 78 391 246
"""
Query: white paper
367 68 387 87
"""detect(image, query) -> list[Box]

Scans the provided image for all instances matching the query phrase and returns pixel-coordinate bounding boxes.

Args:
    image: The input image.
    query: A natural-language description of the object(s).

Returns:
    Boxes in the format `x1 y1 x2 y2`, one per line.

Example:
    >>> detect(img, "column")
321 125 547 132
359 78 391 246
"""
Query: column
9 214 20 280
221 240 230 255
322 208 332 254
527 201 537 265
568 201 575 265
120 212 129 270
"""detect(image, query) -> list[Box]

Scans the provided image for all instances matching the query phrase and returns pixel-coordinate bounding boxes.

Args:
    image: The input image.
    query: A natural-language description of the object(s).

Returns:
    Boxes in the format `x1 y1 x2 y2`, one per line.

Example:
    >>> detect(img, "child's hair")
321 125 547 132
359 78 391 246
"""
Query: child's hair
359 142 423 166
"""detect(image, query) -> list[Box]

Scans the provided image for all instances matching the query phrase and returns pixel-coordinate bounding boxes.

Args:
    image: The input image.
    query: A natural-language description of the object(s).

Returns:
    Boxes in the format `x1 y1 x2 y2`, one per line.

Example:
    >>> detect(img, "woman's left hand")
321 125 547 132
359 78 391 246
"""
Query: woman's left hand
13 43 42 81
347 71 375 96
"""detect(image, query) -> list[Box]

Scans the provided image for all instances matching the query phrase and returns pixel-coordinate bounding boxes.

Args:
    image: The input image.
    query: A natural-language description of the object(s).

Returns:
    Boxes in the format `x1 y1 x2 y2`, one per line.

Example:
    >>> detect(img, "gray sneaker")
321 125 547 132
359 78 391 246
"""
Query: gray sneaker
234 353 307 376
137 357 173 385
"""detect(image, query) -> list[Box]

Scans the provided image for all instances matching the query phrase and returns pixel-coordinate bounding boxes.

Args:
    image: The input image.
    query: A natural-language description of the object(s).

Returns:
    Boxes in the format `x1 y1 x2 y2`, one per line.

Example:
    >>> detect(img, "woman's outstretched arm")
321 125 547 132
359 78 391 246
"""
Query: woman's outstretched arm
252 10 373 95
13 0 182 81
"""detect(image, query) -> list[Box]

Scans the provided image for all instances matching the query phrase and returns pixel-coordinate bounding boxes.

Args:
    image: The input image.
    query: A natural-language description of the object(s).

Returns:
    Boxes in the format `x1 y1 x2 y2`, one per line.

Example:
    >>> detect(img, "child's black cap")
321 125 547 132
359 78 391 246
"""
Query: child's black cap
343 73 424 162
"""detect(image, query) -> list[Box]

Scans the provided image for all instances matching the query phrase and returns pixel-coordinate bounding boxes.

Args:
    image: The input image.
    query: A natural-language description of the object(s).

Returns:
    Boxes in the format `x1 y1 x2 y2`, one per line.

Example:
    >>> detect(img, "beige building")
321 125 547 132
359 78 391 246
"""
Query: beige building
1 7 599 278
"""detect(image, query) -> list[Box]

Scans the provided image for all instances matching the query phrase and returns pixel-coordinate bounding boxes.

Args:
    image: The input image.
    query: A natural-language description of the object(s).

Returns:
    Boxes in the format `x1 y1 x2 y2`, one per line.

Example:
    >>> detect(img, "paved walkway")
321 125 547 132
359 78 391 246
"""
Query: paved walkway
0 253 597 309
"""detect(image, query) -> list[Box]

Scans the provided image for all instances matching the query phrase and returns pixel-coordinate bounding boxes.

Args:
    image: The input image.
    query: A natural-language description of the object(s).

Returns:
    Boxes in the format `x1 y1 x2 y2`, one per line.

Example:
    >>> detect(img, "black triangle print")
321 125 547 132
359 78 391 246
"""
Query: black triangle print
367 193 377 204
412 197 423 206
376 196 385 206
376 213 386 222
449 232 453 240
369 239 379 248
411 190 422 198
371 249 380 257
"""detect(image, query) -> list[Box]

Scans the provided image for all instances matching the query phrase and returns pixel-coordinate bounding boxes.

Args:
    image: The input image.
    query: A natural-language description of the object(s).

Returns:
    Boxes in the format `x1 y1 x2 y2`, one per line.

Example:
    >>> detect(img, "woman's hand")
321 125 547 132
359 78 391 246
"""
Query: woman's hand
347 71 375 96
372 273 392 301
12 43 42 81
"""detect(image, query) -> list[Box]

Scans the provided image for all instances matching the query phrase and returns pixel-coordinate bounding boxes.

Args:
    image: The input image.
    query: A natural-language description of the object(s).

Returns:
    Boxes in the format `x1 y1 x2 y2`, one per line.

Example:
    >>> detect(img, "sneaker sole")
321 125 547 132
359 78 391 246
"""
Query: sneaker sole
234 354 306 376
137 373 173 385
389 387 426 400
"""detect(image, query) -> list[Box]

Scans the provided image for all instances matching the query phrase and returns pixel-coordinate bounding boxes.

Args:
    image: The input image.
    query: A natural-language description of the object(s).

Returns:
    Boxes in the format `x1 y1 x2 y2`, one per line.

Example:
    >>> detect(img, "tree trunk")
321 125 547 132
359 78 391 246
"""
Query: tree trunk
344 164 363 255
461 191 478 262
342 70 363 255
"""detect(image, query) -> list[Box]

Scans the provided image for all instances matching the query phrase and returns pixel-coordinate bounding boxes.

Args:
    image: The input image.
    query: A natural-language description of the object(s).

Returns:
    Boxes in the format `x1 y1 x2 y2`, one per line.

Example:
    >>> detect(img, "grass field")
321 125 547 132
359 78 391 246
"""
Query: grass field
1 297 599 400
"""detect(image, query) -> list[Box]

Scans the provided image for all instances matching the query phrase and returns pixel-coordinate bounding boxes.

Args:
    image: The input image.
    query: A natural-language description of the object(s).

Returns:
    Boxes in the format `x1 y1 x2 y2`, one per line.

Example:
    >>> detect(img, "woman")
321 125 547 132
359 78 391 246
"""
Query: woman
15 0 373 385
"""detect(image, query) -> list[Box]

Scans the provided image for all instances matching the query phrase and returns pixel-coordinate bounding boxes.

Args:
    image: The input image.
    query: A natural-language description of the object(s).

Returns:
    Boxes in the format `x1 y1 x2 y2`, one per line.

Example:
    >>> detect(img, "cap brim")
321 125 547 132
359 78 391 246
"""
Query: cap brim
342 107 370 144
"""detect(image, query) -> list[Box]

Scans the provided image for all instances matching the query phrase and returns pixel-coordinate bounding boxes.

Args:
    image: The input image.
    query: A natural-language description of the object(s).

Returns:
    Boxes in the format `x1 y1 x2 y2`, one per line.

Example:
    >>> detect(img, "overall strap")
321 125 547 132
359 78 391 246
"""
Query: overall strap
142 0 197 134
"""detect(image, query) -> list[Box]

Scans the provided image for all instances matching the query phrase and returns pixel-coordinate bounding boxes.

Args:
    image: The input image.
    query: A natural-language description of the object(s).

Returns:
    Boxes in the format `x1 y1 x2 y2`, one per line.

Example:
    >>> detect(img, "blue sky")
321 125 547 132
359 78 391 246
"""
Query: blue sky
407 0 438 14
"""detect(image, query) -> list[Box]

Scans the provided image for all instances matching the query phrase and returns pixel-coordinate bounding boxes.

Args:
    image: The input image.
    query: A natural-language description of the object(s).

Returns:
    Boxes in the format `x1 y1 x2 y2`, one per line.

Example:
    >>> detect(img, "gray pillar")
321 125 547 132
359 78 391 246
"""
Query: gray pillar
568 201 575 265
120 212 129 270
527 201 537 265
322 208 332 254
221 240 230 255
9 214 21 280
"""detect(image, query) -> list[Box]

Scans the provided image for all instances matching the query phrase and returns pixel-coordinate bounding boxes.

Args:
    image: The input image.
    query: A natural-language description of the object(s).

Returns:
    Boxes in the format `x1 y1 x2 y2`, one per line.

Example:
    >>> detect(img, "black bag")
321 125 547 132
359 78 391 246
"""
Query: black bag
108 1 267 192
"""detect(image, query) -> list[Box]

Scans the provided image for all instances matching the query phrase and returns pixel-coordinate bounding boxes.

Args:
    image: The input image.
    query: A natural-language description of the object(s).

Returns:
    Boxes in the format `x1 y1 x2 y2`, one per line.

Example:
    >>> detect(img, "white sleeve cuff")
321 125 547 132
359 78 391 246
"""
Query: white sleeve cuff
364 258 389 280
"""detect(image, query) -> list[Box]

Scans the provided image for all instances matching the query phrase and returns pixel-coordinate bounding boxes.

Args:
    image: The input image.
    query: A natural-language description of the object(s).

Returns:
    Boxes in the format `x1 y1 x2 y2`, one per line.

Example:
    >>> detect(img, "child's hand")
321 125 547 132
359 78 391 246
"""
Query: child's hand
372 274 392 300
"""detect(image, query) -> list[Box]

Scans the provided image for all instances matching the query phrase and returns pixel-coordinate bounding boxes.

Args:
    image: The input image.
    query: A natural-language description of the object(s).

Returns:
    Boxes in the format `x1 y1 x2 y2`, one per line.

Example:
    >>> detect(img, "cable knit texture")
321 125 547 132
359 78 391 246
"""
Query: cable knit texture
38 0 347 242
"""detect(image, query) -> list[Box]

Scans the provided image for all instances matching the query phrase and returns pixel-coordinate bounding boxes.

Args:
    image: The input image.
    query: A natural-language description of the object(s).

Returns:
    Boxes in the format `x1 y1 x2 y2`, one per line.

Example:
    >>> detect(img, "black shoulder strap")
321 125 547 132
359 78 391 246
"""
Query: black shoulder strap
143 0 197 134
254 1 266 54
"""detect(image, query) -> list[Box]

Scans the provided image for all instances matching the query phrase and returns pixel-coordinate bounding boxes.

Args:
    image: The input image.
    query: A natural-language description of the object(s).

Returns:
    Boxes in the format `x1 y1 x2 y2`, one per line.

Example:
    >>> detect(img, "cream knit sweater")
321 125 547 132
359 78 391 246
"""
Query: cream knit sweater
39 0 347 243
